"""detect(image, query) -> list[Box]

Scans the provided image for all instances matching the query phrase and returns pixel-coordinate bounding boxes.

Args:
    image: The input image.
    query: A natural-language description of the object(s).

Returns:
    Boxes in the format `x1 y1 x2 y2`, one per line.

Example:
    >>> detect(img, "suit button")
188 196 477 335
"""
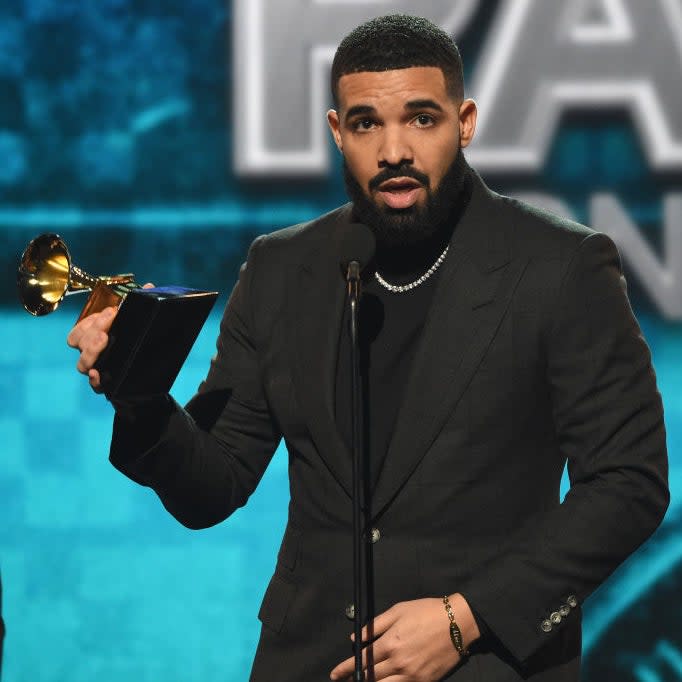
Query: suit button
559 605 570 617
550 611 562 625
345 603 355 620
370 528 381 544
541 619 553 633
567 595 578 608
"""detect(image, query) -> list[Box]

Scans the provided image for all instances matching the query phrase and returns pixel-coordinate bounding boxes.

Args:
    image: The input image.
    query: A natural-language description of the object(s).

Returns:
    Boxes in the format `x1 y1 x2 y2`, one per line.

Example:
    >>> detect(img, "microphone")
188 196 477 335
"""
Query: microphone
338 223 375 681
338 223 376 276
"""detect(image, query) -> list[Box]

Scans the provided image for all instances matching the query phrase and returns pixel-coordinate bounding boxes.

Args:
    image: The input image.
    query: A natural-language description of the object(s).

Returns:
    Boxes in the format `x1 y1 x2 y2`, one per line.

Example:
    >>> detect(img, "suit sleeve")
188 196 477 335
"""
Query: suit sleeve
109 235 282 529
460 232 669 663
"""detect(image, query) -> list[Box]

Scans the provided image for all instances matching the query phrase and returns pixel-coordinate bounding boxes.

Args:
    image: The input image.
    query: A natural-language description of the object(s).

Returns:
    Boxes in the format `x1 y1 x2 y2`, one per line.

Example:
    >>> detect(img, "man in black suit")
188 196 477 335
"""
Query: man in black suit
68 15 669 681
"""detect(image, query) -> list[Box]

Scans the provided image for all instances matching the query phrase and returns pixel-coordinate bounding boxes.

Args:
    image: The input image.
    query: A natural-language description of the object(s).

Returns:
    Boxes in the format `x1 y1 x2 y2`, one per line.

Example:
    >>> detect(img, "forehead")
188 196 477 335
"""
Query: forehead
336 66 450 112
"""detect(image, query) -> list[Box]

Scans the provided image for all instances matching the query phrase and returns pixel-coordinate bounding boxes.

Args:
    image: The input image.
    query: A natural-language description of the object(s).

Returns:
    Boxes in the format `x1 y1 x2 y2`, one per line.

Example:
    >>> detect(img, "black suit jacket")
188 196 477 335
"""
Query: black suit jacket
110 171 669 681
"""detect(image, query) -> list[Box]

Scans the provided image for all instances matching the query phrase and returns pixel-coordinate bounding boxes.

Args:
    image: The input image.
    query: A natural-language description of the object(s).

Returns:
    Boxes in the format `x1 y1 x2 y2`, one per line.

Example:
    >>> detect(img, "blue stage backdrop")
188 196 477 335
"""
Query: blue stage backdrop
1 1 681 680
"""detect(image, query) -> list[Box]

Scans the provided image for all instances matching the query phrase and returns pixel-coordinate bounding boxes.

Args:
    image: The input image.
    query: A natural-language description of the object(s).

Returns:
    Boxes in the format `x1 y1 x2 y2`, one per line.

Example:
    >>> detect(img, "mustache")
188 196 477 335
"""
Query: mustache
368 166 430 193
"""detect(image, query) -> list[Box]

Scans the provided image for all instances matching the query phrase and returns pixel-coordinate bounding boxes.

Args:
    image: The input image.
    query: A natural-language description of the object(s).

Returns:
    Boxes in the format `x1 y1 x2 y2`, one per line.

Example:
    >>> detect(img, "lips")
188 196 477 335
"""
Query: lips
377 177 424 210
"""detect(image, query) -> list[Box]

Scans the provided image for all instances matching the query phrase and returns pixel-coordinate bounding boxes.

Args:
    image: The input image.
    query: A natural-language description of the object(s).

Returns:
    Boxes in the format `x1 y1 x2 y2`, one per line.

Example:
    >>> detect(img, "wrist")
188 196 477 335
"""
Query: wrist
446 593 480 651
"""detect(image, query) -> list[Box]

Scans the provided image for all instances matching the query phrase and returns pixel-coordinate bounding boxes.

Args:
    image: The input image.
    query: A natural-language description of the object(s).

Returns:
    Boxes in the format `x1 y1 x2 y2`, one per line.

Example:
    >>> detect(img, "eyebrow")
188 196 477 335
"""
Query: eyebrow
344 104 376 121
405 99 445 113
344 99 445 121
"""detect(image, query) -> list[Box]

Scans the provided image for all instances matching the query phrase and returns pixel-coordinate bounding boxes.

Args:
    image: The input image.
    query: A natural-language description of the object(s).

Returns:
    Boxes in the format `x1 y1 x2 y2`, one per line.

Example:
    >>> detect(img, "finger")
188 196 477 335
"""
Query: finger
67 312 99 348
75 329 110 374
88 369 102 392
67 307 117 348
361 658 408 681
90 306 118 331
142 282 155 288
330 661 354 680
353 605 400 643
330 641 390 680
330 652 356 680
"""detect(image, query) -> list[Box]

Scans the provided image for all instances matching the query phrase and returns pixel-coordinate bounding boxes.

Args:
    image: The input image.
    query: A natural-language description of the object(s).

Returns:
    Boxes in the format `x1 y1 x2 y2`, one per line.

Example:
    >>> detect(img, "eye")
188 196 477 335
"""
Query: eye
352 118 377 132
413 114 435 127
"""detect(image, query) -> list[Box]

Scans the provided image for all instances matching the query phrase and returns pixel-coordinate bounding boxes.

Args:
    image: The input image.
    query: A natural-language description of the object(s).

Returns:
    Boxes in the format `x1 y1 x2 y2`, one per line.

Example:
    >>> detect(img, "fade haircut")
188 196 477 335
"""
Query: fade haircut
331 14 464 109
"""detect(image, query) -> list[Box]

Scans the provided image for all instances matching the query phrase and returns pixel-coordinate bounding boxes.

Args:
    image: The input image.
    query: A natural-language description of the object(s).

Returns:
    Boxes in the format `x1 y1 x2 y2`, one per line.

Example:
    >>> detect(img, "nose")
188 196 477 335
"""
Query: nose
378 126 413 168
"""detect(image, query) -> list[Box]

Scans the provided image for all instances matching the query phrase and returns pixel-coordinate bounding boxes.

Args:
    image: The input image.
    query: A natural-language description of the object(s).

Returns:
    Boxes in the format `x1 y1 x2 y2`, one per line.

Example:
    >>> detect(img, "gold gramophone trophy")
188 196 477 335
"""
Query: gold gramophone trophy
18 233 138 321
17 233 218 397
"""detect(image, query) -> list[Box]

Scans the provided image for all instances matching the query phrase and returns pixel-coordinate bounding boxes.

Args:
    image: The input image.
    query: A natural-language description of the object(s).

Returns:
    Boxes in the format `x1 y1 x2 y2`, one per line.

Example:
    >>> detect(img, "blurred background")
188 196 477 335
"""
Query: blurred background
1 1 681 679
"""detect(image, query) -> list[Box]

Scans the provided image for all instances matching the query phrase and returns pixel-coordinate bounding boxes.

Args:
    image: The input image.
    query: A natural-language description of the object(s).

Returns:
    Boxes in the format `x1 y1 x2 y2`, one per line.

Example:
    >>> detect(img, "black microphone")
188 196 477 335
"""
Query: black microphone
338 223 376 276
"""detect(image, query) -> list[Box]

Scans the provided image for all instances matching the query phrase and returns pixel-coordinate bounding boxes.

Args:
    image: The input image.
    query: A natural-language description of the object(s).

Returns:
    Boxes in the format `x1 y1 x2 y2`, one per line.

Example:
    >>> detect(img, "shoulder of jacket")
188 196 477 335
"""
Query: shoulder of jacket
496 193 595 247
254 203 353 258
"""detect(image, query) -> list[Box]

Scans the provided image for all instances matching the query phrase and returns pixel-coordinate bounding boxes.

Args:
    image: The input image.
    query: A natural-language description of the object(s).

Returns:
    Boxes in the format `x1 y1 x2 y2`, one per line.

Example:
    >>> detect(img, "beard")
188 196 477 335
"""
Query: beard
344 146 469 248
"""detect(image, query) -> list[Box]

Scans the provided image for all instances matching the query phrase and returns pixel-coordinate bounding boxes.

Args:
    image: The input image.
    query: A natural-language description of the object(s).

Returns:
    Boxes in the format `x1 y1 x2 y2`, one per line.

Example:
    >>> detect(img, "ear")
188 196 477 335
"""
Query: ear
458 99 478 149
327 109 343 152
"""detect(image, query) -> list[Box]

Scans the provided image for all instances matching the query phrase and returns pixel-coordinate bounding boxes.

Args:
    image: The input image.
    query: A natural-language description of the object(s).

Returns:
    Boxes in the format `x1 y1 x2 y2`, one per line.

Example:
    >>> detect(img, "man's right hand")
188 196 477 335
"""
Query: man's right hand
66 306 118 392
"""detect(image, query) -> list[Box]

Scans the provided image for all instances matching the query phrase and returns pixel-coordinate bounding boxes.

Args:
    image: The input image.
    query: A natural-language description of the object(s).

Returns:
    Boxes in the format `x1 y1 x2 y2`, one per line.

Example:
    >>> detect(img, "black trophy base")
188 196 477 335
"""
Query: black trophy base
94 286 218 399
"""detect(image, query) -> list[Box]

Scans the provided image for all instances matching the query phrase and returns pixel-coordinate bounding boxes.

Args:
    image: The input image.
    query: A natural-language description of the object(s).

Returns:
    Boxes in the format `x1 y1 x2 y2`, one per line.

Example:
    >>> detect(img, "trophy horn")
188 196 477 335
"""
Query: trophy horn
17 233 135 317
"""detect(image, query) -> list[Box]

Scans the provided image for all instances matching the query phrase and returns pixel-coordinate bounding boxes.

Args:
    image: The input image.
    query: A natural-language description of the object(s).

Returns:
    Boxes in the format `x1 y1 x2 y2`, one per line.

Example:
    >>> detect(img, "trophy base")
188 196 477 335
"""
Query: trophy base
94 286 218 399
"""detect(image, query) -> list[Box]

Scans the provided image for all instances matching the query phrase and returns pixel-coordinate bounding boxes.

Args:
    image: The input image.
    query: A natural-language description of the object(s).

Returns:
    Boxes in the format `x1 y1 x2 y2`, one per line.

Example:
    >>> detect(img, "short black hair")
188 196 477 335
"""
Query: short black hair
331 14 464 108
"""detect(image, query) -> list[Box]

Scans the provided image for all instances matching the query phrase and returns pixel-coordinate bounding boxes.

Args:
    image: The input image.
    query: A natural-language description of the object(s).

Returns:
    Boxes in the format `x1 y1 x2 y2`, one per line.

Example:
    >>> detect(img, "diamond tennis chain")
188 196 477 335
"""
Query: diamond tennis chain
374 244 449 293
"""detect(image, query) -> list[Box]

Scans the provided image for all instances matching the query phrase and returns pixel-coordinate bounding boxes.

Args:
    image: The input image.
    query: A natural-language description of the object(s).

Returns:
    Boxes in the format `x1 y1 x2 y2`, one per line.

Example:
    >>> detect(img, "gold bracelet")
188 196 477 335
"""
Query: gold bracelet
443 595 470 657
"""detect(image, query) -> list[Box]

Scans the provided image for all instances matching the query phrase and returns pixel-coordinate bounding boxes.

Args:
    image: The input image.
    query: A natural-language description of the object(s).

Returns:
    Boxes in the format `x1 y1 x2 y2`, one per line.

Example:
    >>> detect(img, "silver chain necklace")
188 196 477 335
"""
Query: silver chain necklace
374 244 450 293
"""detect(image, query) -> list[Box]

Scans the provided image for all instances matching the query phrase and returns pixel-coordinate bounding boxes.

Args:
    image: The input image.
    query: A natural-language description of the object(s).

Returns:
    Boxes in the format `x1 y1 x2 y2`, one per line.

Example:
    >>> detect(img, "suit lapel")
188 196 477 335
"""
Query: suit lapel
290 209 354 498
371 175 528 518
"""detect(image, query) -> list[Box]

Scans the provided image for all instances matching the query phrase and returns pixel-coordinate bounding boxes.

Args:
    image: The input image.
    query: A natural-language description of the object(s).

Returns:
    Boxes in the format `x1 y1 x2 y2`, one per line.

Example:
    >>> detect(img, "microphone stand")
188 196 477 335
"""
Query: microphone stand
346 260 365 682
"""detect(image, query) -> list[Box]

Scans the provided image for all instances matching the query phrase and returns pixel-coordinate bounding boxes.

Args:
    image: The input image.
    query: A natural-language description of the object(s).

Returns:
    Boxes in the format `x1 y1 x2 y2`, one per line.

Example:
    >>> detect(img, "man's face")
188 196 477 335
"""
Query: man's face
327 66 477 244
